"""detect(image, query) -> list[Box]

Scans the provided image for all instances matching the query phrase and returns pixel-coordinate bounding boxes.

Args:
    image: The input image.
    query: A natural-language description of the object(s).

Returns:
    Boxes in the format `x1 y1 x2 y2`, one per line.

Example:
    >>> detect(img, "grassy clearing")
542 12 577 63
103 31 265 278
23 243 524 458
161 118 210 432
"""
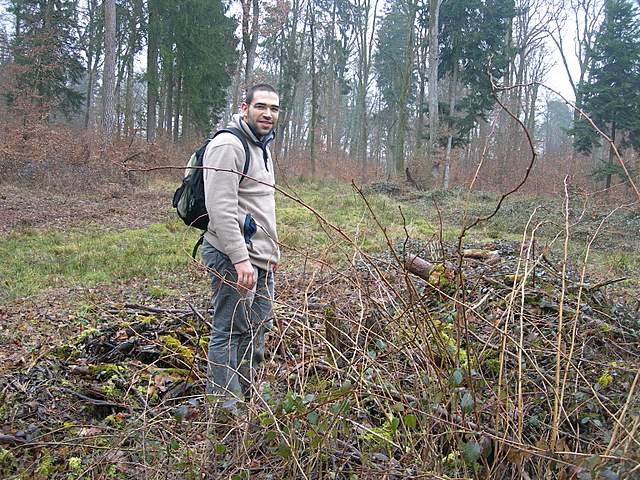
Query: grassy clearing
277 180 455 263
0 180 449 304
2 179 638 304
0 221 200 303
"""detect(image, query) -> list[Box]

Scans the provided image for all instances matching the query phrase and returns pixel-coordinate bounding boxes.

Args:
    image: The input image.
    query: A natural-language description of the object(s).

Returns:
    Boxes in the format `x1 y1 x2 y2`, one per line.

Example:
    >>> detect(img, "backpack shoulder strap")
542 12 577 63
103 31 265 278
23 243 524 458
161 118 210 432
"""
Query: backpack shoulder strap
213 128 251 184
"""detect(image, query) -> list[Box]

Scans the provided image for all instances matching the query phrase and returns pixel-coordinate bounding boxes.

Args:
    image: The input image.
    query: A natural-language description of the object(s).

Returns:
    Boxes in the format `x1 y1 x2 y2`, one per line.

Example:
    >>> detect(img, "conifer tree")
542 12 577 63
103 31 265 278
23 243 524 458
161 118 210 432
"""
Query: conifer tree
7 0 84 118
574 0 640 188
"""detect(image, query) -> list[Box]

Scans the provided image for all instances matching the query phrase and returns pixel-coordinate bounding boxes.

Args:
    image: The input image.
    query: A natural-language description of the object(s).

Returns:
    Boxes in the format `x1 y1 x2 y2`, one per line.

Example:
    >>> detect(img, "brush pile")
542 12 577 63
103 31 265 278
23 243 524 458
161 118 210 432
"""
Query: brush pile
1 240 638 479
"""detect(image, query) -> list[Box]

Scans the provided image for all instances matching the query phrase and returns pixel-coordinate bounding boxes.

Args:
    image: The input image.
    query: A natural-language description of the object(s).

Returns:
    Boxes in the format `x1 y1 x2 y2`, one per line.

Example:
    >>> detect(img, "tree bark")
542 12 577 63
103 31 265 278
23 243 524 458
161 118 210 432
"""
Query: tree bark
606 121 616 190
102 0 117 145
241 0 259 88
428 0 441 183
443 62 458 190
393 1 417 179
173 68 182 142
165 58 174 136
308 1 318 176
146 0 159 141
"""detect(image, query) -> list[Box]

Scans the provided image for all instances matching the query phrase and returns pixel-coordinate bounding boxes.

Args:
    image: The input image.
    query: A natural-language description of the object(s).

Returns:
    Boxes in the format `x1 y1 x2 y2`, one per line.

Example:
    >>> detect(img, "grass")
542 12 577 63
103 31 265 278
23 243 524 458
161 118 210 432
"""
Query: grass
1 179 638 304
276 180 454 264
0 221 200 303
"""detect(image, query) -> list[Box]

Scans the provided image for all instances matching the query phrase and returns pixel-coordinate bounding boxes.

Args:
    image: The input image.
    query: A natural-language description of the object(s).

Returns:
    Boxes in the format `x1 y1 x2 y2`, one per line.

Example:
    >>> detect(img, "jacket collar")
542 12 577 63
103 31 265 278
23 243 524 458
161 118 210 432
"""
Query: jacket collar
231 114 276 148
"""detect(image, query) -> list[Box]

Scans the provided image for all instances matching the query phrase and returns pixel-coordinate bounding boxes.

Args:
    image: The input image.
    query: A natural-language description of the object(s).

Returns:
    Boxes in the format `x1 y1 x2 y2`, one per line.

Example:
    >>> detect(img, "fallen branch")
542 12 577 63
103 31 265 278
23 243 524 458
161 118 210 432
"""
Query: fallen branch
0 434 26 445
60 387 129 409
588 277 628 292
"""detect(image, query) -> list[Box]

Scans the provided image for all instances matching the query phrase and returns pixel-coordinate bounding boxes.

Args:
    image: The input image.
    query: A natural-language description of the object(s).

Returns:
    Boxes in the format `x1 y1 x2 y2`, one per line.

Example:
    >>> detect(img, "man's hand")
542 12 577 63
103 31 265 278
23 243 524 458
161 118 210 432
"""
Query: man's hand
234 260 256 289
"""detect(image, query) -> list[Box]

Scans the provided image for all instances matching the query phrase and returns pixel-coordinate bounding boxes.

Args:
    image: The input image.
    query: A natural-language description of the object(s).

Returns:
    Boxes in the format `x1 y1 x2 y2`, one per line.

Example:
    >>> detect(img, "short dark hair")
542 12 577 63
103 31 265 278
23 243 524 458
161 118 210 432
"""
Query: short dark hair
245 83 278 104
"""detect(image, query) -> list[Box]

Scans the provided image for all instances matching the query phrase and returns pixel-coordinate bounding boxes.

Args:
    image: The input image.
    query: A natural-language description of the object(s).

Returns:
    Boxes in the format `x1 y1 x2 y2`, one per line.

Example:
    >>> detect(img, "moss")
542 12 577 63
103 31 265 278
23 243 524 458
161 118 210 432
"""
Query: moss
485 357 502 376
160 335 195 364
0 448 17 471
36 451 55 477
76 327 99 342
139 314 157 324
88 363 124 378
150 367 191 378
597 373 614 389
431 318 468 367
68 457 83 471
198 336 209 351
598 322 613 334
104 413 127 428
101 380 121 400
51 344 81 360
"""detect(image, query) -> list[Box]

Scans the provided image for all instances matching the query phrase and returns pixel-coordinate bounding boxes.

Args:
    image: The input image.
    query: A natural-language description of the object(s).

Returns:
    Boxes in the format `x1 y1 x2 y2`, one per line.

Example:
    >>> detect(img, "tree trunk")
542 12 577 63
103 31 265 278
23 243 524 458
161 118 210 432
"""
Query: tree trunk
102 0 117 145
241 0 259 88
124 53 135 137
165 58 174 137
308 1 318 176
173 68 182 142
393 1 417 178
428 0 441 184
84 51 94 128
354 0 379 183
146 0 159 141
443 62 458 190
606 121 616 190
124 1 140 138
275 0 304 157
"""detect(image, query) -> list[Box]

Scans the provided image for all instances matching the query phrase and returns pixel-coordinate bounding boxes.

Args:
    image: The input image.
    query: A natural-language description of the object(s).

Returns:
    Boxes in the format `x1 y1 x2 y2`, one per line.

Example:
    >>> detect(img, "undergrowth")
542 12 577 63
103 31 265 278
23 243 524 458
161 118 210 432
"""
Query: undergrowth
1 179 639 479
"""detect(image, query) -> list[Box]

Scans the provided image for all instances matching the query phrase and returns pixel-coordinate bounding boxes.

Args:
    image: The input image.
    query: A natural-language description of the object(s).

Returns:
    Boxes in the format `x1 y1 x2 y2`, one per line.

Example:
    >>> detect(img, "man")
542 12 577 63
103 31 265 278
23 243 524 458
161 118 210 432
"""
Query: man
200 83 280 400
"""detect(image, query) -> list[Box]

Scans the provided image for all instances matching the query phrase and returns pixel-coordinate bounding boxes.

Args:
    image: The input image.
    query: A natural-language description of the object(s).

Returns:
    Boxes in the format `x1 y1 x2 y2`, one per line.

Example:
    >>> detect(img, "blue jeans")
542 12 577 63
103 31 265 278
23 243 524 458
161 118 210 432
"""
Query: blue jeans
200 239 274 398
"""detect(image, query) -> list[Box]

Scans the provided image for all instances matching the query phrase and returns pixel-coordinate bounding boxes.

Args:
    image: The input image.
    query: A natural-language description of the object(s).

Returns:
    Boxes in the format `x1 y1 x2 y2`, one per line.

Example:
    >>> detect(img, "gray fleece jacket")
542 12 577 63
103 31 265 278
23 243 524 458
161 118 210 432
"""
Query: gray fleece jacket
202 114 280 271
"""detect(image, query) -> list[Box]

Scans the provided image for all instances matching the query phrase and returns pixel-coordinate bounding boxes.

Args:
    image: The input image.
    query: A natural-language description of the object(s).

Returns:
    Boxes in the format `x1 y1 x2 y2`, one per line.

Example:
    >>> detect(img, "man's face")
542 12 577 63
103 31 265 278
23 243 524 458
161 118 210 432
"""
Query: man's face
241 90 280 137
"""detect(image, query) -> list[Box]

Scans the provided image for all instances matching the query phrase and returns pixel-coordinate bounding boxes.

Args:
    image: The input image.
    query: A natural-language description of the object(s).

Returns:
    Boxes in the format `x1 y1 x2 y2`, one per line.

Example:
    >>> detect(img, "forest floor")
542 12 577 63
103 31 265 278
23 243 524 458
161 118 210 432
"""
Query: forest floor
1 177 639 479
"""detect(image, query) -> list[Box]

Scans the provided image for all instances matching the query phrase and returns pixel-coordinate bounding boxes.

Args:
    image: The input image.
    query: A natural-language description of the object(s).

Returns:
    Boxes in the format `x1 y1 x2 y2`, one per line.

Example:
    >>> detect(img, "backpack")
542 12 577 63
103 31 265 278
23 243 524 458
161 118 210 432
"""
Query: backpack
172 127 251 256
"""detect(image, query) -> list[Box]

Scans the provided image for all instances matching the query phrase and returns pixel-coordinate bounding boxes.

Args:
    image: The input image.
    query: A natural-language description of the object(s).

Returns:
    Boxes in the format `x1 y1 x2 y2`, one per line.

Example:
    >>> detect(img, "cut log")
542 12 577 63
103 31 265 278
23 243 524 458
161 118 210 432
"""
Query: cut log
462 248 500 264
405 255 457 287
405 255 436 279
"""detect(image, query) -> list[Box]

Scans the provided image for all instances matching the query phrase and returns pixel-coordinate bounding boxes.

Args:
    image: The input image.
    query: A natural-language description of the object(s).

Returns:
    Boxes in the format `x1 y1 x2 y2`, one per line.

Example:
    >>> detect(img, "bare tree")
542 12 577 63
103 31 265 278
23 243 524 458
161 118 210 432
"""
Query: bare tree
546 0 603 101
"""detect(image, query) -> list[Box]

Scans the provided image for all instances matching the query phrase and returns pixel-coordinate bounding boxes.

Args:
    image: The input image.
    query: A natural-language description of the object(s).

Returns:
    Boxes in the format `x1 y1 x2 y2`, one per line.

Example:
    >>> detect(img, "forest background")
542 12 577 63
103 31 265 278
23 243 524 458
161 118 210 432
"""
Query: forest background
1 0 639 194
1 0 639 479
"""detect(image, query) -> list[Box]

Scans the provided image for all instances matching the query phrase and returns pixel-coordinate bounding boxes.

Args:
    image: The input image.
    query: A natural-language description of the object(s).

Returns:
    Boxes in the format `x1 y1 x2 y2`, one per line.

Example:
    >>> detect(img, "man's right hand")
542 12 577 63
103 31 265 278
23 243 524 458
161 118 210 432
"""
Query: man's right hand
234 260 256 289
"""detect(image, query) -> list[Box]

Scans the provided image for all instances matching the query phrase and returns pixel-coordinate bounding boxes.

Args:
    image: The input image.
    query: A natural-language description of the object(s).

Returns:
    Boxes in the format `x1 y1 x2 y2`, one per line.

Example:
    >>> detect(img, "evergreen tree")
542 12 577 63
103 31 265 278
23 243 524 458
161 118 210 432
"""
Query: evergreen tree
438 0 515 145
146 0 236 139
7 0 84 117
574 0 640 150
175 0 236 136
574 0 640 188
374 0 418 176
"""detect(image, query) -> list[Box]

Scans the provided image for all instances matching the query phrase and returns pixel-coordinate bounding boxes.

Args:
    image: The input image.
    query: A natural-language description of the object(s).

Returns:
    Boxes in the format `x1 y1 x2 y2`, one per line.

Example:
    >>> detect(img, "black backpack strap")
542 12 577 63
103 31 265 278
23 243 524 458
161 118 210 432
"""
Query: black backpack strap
213 127 251 183
192 232 205 260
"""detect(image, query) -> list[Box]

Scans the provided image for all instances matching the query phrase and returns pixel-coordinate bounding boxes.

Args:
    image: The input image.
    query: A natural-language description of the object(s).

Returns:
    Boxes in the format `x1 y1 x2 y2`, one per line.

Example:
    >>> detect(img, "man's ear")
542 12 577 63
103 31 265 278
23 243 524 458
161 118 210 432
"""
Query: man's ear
240 102 248 117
